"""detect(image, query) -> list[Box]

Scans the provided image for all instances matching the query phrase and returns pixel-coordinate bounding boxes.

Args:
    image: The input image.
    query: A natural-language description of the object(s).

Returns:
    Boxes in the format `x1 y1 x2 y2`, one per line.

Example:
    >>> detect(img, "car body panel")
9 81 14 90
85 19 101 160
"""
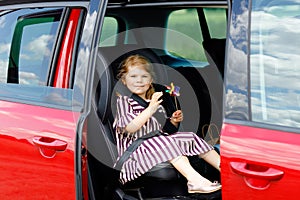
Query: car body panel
221 0 300 199
0 100 79 199
221 123 300 199
0 2 93 199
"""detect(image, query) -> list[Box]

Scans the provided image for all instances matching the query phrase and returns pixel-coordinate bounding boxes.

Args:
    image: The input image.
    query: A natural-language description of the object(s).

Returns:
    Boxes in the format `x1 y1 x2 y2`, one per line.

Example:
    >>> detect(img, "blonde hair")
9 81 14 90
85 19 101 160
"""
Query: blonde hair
117 54 155 99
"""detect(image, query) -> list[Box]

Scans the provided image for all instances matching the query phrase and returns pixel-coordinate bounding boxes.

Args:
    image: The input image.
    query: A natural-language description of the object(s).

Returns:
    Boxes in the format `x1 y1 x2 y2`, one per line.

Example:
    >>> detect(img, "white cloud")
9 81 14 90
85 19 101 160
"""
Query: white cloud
0 60 8 83
21 34 54 60
0 43 10 54
19 71 40 85
82 11 97 47
226 89 248 109
0 16 5 28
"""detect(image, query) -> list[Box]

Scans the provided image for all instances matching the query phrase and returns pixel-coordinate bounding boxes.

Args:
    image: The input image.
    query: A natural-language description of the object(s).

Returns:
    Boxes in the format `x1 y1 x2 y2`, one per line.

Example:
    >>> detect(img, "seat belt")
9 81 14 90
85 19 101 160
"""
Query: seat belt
114 130 162 170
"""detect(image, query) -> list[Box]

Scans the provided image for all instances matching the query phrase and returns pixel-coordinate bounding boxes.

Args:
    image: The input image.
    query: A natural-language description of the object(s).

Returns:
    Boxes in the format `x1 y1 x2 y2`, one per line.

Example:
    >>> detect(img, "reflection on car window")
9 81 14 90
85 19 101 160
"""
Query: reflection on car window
250 1 300 128
0 8 62 85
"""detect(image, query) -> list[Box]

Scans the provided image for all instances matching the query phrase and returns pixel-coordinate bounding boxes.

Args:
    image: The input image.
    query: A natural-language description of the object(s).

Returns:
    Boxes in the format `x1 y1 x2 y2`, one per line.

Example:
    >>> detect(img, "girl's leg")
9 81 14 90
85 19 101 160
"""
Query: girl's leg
170 156 211 185
169 155 221 193
200 149 221 171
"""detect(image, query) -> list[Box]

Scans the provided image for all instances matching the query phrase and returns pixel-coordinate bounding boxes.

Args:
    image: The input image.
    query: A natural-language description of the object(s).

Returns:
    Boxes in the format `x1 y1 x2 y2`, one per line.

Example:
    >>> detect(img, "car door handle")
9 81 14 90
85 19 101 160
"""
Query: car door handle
33 136 68 152
230 161 284 190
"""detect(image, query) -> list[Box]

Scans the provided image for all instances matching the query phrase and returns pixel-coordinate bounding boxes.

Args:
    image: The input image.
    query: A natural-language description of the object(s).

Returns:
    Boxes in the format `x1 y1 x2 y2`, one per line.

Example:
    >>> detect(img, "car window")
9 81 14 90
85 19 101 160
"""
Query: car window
1 9 61 85
166 8 227 62
99 16 118 47
250 1 300 128
0 7 73 109
166 8 204 61
204 8 227 38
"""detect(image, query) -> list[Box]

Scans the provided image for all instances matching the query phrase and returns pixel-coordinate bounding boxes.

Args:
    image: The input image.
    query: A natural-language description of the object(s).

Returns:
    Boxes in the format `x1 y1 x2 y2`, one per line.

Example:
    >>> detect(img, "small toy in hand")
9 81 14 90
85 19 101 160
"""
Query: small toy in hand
165 82 180 110
165 82 180 97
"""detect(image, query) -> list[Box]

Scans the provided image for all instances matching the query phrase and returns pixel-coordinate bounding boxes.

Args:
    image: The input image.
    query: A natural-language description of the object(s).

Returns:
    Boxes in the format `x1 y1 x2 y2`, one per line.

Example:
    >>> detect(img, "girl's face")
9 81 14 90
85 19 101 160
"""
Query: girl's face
123 65 152 99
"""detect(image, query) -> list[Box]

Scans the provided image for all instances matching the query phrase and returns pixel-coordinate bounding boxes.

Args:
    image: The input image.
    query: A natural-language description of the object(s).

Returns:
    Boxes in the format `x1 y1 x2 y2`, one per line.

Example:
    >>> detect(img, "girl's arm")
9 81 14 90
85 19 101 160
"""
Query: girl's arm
125 92 163 133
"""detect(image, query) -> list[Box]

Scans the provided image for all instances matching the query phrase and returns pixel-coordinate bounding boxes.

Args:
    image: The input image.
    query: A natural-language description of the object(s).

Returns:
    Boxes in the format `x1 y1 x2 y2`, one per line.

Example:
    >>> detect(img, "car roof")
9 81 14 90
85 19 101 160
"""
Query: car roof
108 0 227 6
108 0 226 2
0 0 227 6
0 0 89 6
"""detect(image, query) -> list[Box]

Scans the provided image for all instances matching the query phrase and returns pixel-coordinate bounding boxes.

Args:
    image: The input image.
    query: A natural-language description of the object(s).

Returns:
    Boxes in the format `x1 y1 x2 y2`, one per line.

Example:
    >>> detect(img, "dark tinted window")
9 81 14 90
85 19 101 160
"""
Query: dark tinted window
250 1 300 128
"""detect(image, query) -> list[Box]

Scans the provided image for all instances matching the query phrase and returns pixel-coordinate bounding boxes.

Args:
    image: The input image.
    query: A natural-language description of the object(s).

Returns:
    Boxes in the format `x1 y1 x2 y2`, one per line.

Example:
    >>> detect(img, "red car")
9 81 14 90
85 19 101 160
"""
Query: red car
0 0 299 199
0 1 84 199
221 0 300 199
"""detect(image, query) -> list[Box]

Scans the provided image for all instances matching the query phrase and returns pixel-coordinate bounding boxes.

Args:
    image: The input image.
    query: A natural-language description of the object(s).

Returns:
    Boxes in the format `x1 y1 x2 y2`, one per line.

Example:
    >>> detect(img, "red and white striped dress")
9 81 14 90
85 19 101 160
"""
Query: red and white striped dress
113 95 213 184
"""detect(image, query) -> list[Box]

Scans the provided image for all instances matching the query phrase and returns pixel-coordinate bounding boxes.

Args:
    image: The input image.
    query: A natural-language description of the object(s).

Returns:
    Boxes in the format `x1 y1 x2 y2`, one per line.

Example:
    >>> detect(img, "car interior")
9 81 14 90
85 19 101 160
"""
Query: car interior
87 0 228 199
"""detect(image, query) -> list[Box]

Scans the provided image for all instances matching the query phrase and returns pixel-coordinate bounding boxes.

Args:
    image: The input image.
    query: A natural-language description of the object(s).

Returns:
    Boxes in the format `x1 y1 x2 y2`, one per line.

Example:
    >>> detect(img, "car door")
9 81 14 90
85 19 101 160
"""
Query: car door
0 5 84 199
221 0 300 199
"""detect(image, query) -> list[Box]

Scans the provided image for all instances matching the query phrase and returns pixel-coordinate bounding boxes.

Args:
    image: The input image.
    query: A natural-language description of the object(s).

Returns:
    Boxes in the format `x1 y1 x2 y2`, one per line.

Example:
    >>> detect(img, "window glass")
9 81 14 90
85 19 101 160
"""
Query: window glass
250 1 300 128
166 8 227 62
0 8 74 109
99 17 118 47
204 8 227 38
0 9 61 85
166 8 205 61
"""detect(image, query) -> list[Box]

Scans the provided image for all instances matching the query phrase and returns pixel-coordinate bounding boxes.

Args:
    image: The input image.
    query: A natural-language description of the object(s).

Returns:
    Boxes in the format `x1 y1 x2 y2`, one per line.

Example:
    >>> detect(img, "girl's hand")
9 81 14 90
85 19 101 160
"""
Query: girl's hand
148 92 163 114
126 92 163 133
170 110 183 125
